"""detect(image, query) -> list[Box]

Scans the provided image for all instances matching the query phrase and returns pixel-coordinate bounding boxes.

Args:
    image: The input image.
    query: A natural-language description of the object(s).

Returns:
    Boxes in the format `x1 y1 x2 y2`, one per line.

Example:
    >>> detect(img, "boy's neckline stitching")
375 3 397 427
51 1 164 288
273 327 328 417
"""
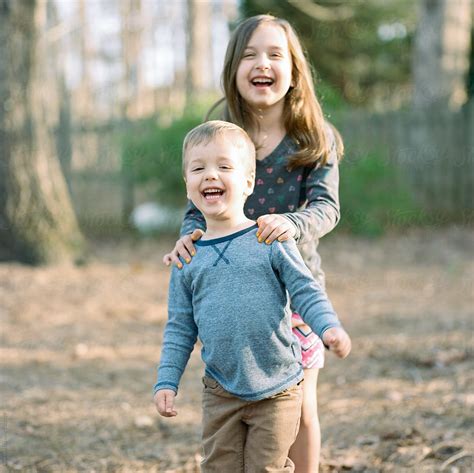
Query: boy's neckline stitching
196 224 258 246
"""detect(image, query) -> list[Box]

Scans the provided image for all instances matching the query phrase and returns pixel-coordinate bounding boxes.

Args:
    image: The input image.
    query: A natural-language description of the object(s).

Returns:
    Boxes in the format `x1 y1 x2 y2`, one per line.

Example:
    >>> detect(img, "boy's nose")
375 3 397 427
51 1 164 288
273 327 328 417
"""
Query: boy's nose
204 169 218 180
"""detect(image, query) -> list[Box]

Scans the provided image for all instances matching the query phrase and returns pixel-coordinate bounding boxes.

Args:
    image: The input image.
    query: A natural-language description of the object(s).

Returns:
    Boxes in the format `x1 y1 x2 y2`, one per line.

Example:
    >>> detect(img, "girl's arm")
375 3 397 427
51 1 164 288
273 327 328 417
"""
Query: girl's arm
283 130 340 244
163 201 206 267
180 200 206 237
256 128 340 245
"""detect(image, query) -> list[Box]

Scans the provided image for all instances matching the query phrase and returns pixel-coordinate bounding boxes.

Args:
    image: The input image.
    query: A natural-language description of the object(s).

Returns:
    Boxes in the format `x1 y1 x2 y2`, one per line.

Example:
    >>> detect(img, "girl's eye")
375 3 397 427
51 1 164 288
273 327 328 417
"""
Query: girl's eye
242 52 255 58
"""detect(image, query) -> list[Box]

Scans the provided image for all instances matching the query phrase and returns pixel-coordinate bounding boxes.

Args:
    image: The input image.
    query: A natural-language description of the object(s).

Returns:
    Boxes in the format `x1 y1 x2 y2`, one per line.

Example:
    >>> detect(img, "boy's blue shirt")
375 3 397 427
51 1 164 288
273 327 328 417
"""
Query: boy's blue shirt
154 224 341 401
180 129 340 285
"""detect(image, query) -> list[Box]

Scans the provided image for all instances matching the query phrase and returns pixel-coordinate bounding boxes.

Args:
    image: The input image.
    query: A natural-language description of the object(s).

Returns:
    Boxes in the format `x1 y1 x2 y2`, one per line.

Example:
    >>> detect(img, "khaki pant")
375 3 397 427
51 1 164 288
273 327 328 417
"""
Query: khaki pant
201 376 303 473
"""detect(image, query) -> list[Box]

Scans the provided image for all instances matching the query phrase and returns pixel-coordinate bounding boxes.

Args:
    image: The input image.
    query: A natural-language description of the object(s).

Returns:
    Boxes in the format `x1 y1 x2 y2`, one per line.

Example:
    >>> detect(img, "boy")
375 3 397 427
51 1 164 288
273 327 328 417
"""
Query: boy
154 120 351 472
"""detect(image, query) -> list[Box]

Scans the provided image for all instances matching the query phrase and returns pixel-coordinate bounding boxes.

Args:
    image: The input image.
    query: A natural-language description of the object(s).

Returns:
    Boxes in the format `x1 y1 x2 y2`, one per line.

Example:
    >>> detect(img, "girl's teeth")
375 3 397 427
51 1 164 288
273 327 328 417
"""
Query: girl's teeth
252 79 273 86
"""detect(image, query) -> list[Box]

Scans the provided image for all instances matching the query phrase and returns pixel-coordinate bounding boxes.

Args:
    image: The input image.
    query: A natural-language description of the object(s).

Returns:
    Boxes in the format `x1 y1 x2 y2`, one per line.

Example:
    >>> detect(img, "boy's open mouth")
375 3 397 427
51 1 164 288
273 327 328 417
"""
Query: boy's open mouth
251 77 274 88
202 188 224 200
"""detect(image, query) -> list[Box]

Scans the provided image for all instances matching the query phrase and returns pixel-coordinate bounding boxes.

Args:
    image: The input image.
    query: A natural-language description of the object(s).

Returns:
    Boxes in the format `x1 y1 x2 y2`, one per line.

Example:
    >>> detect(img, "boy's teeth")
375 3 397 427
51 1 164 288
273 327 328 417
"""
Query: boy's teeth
203 188 223 199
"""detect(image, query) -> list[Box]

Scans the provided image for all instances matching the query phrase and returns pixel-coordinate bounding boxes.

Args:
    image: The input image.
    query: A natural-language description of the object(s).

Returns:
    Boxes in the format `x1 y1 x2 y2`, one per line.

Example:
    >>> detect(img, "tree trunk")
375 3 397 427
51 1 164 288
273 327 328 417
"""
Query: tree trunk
413 0 472 108
186 0 212 105
0 0 84 264
119 0 144 225
76 0 94 120
49 0 73 191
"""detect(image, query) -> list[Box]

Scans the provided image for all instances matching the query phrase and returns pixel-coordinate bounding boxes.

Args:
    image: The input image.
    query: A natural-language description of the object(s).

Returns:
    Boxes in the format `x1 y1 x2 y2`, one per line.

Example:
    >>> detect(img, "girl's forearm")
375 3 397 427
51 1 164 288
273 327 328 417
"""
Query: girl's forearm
180 200 206 237
284 203 340 243
285 140 340 243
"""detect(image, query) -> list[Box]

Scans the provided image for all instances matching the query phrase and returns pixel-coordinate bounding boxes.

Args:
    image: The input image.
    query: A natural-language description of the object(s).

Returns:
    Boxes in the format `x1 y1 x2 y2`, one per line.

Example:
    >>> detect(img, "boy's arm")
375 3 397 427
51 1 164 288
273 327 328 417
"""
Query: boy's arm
180 200 206 237
154 266 198 394
271 239 341 339
283 126 340 244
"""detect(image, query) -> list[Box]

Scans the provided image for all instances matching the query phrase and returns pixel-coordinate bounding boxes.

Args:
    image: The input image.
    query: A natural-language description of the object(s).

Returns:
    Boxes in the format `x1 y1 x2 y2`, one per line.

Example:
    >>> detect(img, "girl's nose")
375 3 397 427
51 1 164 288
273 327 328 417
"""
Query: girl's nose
256 54 270 71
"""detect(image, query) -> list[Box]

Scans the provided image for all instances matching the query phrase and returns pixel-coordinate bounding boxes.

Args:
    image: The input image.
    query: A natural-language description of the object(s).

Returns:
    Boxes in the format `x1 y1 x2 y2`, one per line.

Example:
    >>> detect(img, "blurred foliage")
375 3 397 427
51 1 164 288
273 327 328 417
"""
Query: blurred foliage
242 0 416 107
316 79 348 116
122 110 427 236
338 152 425 236
120 106 210 207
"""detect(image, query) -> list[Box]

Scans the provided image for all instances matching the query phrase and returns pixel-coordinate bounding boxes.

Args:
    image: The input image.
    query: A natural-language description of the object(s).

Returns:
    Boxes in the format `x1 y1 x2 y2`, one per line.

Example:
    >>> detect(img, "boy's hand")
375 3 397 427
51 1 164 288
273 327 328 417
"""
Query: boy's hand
154 389 178 417
322 327 351 359
256 215 297 244
162 229 204 269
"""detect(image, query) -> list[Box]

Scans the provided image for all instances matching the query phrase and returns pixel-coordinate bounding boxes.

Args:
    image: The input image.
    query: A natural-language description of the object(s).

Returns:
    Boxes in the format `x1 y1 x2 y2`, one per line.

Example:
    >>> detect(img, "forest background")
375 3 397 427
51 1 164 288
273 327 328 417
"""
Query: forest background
0 1 473 472
1 0 473 260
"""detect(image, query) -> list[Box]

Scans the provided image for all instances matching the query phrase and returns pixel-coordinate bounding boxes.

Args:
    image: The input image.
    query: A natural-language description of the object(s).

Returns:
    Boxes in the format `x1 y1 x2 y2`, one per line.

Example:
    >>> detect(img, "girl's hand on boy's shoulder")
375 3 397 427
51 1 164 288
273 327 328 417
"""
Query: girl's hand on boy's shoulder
256 214 297 245
154 389 178 417
162 229 204 269
322 327 351 359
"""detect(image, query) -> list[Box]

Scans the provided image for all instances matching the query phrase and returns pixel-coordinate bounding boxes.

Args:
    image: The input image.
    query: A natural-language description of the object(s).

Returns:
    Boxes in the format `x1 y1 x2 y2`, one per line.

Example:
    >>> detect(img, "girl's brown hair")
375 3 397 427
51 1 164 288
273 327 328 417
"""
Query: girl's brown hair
207 15 344 169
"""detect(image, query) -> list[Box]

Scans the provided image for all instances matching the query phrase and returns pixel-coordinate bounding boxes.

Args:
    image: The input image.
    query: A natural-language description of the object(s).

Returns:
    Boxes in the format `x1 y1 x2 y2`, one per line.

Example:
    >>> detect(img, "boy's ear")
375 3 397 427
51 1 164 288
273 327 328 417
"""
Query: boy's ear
245 172 256 197
183 176 191 200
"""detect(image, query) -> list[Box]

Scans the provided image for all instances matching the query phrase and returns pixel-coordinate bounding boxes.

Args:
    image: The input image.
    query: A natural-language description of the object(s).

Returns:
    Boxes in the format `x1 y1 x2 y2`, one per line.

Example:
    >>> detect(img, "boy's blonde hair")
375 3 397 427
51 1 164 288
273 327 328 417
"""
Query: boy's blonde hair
182 120 256 178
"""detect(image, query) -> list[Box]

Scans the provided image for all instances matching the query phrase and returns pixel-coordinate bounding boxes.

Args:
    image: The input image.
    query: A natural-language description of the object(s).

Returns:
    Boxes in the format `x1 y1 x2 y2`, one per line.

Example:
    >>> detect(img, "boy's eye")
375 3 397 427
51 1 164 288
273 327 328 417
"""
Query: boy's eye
191 167 204 172
219 165 232 170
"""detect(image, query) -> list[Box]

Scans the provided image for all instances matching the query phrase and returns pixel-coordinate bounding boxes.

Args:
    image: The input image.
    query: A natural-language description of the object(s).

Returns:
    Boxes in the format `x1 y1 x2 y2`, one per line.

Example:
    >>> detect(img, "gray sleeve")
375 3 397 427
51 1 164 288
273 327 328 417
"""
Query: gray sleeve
283 127 340 243
180 200 207 237
154 267 198 394
271 239 341 338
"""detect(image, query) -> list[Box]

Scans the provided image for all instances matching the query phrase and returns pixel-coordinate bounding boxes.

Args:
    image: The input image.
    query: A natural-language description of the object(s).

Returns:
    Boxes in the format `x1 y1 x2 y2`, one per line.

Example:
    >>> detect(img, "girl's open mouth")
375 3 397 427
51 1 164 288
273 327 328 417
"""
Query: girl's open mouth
251 77 274 88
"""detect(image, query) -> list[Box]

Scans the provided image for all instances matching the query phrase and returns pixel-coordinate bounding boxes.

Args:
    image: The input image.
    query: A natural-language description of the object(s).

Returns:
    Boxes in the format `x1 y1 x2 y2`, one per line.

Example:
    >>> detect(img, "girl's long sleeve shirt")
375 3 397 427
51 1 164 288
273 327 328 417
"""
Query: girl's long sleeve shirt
154 225 341 401
180 130 340 284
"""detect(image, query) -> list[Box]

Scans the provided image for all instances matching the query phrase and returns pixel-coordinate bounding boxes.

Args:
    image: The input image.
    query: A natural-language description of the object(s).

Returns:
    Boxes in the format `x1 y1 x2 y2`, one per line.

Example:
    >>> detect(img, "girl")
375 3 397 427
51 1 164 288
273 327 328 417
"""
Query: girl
163 15 344 473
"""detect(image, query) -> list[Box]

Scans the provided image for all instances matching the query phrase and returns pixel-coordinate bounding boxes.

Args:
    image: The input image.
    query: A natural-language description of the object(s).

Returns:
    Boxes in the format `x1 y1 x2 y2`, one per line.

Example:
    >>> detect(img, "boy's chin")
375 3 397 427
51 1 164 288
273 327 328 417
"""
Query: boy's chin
193 200 247 221
200 210 237 222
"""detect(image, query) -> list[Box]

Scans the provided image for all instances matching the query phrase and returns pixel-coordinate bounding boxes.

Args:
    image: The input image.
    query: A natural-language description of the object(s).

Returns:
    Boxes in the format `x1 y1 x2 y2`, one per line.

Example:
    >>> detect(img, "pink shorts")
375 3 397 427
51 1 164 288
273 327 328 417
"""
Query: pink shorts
292 313 325 369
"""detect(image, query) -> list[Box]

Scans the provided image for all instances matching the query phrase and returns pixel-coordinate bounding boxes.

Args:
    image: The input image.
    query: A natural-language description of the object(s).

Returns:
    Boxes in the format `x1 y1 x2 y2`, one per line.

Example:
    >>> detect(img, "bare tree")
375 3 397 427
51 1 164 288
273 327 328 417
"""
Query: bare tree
47 0 73 191
120 0 144 118
0 0 84 264
119 0 143 223
186 0 212 104
76 0 94 120
413 0 472 108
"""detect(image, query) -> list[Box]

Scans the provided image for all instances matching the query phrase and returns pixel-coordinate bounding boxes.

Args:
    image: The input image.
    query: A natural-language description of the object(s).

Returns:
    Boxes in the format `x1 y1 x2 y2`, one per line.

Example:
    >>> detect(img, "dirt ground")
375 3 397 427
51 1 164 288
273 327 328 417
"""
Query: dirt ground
1 226 473 473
